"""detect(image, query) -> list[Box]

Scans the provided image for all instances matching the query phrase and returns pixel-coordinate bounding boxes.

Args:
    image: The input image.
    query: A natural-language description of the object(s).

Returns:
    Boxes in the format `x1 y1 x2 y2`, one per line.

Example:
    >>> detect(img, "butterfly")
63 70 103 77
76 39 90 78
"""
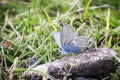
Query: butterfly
52 23 94 54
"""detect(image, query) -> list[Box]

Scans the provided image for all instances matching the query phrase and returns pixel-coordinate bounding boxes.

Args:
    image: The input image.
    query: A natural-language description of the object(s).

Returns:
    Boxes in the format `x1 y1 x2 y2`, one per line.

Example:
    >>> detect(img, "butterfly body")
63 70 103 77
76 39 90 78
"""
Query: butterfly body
52 23 94 54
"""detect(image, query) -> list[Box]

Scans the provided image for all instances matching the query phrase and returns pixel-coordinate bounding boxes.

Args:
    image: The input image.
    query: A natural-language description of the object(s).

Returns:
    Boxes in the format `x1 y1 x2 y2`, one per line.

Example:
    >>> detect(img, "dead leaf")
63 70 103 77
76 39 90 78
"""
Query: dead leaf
2 40 12 50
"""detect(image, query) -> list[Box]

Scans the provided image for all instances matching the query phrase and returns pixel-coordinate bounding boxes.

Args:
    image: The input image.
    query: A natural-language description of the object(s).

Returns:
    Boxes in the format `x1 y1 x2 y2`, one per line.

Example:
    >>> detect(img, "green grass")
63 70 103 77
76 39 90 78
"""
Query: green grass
0 0 120 80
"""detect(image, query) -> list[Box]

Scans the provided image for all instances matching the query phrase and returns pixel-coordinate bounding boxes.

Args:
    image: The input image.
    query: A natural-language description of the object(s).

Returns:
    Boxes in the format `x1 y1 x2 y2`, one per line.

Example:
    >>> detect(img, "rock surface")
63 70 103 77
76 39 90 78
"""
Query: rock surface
25 48 118 80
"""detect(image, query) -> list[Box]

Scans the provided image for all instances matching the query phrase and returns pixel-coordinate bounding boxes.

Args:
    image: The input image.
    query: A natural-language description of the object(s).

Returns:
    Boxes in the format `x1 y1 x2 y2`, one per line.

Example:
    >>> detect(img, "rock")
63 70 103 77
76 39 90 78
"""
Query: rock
25 48 118 80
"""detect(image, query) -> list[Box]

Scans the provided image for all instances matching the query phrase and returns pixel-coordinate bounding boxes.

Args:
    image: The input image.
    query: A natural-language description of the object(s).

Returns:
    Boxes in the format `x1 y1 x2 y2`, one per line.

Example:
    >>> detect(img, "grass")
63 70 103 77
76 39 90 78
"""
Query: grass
0 0 120 80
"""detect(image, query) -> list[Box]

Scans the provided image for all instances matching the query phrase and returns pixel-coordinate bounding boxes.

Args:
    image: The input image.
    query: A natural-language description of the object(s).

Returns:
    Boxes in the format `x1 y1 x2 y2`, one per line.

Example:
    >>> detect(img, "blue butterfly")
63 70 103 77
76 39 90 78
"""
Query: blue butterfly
52 23 94 54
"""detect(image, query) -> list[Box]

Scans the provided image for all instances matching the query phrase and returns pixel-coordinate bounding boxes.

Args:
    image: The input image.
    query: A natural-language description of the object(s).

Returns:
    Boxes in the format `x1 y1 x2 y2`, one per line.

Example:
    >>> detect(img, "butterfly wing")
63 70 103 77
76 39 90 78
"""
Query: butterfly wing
52 31 62 49
69 36 93 52
61 36 93 53
60 23 78 49
60 23 93 53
